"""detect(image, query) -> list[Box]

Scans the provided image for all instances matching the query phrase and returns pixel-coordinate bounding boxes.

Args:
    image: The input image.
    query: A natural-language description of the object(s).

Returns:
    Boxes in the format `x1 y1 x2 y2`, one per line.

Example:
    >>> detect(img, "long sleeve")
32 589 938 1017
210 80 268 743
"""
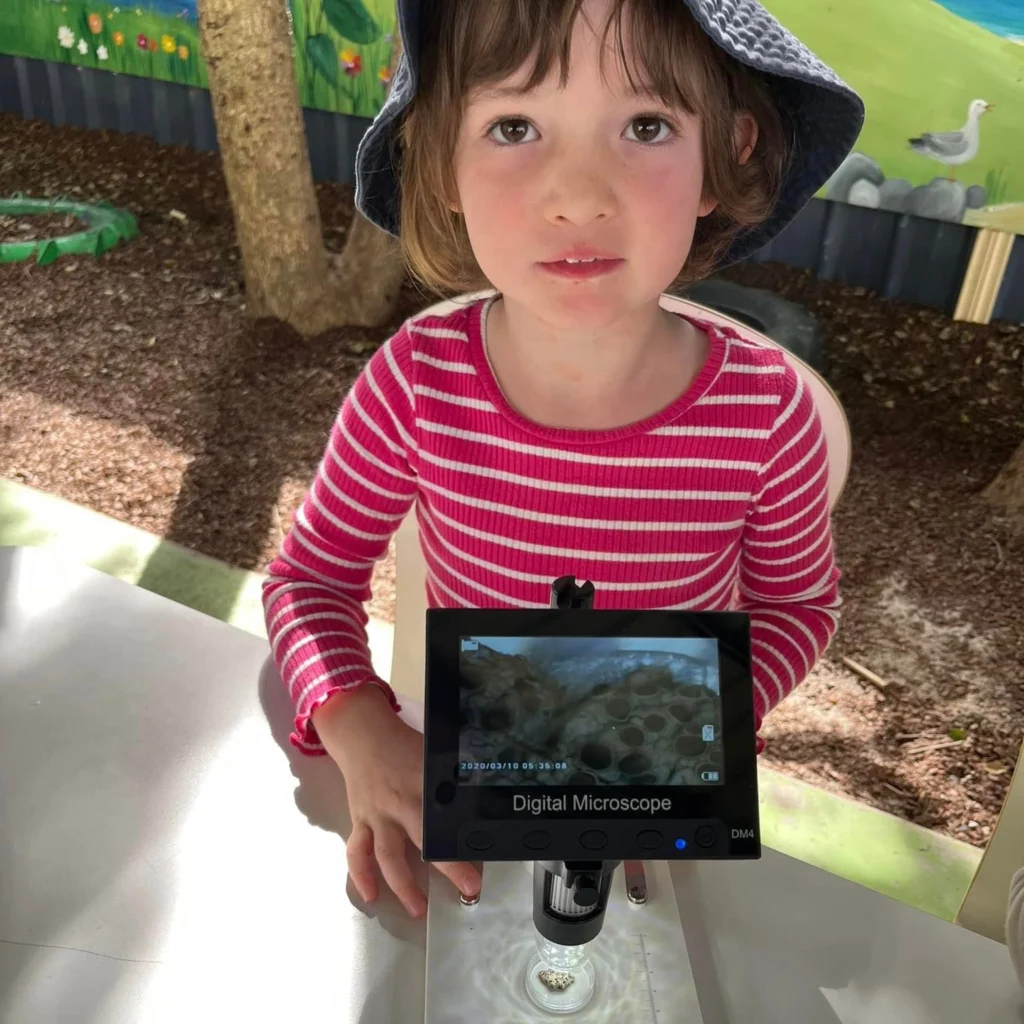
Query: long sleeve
736 364 841 750
262 328 418 754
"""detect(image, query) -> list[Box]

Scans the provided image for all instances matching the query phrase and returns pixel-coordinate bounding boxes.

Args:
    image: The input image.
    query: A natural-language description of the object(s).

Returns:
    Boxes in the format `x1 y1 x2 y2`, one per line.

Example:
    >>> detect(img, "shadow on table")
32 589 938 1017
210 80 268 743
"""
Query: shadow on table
257 658 429 1024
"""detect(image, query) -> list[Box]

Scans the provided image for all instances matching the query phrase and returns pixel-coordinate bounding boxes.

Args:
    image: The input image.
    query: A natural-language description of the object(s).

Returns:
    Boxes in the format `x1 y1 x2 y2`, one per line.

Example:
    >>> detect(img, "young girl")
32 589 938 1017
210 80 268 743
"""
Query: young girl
262 0 863 919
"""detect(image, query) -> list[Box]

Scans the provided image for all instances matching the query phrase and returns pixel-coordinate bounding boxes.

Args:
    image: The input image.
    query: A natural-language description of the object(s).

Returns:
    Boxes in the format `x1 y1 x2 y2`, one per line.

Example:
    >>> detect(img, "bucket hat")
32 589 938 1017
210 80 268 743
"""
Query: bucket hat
354 0 864 267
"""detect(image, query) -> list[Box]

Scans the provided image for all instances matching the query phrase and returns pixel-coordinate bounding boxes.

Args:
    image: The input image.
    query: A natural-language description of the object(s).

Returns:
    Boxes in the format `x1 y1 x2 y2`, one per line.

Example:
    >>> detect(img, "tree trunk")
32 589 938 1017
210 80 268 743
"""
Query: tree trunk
198 0 405 336
983 438 1024 527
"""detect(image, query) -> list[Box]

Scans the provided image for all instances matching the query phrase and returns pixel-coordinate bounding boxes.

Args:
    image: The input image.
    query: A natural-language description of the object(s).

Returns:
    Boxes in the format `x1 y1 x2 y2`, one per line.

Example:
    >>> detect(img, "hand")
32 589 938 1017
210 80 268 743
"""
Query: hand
313 685 482 918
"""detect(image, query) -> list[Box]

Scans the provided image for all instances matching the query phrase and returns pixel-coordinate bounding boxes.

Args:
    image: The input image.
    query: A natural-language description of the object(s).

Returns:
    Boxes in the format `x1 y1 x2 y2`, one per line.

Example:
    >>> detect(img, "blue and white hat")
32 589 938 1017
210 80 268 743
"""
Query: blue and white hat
354 0 864 268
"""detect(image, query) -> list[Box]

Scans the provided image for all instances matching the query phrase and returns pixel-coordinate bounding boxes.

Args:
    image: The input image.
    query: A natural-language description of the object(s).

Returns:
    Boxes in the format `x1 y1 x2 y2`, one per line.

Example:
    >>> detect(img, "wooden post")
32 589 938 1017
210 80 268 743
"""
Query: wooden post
953 227 1015 325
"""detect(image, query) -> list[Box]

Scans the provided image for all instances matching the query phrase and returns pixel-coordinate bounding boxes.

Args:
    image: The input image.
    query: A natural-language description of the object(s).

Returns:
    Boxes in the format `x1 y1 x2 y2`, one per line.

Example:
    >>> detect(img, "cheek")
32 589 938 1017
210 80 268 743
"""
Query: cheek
457 157 530 260
625 154 705 249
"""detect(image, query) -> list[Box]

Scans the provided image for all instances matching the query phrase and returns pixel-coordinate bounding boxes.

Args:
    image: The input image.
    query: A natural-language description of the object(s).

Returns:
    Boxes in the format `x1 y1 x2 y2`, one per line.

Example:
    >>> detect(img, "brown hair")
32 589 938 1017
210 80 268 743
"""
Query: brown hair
396 0 790 295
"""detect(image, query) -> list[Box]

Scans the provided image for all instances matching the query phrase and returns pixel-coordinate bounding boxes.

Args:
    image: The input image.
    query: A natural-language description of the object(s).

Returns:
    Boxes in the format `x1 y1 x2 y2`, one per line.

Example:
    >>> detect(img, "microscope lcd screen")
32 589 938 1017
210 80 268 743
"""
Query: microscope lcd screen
457 635 725 786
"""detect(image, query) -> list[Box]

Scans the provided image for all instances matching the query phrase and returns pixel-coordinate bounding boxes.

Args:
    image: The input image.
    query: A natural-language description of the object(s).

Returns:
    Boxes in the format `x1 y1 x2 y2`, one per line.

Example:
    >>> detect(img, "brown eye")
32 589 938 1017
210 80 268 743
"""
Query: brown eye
628 116 670 144
491 118 533 144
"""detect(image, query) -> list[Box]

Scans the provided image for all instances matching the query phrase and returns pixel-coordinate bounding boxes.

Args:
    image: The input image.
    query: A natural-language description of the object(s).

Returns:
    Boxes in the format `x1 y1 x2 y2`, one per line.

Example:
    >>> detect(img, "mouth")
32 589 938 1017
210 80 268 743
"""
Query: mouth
544 247 622 263
538 256 625 280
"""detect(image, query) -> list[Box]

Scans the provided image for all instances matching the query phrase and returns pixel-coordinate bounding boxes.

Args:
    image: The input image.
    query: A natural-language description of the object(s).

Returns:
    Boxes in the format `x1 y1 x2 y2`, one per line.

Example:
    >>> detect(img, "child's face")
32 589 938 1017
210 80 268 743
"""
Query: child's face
452 0 716 332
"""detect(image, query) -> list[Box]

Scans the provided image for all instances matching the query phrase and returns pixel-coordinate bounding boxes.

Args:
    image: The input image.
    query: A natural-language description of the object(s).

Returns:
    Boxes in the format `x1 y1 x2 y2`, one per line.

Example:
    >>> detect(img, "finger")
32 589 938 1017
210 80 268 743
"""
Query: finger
375 822 427 918
346 821 378 904
401 802 481 898
434 859 482 898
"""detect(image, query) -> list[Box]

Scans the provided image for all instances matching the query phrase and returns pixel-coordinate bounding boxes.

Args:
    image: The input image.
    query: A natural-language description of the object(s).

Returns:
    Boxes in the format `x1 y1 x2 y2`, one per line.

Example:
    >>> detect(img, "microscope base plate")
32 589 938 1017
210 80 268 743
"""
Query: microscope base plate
425 860 704 1023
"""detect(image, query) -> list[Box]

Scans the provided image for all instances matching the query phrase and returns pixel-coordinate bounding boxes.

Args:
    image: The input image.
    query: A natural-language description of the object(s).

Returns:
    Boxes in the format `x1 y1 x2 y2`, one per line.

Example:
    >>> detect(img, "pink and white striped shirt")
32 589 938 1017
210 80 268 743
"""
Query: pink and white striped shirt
262 295 841 755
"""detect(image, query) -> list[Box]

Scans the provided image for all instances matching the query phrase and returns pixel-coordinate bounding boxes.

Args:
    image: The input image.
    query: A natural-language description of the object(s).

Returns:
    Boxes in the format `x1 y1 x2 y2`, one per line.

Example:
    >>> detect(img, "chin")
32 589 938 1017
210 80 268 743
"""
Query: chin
491 271 659 329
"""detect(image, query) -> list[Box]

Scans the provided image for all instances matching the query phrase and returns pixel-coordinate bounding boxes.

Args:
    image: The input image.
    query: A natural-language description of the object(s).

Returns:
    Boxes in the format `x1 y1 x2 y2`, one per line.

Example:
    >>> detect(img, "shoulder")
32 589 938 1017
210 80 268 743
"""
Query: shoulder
713 324 790 383
391 295 483 364
360 296 483 399
710 323 814 414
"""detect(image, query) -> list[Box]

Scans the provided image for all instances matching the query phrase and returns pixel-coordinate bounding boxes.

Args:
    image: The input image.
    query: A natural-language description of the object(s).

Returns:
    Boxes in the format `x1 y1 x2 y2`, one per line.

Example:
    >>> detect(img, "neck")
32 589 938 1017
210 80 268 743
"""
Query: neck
483 294 705 430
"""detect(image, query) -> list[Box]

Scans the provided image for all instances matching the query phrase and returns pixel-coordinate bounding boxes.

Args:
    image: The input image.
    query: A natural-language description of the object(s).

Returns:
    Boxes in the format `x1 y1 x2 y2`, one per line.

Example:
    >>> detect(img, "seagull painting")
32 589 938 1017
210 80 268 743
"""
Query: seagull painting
909 99 994 180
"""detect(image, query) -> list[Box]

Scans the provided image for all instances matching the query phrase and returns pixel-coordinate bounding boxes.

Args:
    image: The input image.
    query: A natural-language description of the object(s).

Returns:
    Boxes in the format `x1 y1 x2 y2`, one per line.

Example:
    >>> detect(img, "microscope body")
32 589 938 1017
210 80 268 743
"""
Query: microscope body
422 576 760 908
534 576 618 947
421 572 761 1012
533 858 622 946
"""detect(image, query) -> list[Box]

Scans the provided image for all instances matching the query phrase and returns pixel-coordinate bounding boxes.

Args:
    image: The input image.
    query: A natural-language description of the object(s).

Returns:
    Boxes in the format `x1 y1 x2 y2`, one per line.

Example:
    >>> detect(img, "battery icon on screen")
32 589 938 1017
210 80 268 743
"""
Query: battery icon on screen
700 770 720 782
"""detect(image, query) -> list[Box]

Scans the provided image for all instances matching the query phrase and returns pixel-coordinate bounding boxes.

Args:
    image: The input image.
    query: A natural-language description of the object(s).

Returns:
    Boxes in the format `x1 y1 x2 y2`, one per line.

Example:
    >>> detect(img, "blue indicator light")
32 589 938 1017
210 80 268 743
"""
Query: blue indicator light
675 838 687 850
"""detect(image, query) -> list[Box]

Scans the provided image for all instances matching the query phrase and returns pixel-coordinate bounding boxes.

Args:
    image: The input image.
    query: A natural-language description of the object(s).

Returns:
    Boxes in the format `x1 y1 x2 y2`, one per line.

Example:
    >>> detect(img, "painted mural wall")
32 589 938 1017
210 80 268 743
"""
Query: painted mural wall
0 0 398 119
764 0 1024 235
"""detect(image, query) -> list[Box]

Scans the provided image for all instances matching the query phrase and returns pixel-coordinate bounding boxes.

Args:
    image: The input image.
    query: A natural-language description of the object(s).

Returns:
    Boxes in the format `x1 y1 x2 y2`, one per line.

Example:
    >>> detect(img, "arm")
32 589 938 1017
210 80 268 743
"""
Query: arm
262 328 418 754
736 364 841 752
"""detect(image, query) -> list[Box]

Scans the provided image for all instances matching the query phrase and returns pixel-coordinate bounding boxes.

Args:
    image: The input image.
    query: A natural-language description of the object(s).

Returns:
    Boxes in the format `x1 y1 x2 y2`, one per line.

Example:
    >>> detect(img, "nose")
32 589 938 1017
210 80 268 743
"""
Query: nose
539 150 618 227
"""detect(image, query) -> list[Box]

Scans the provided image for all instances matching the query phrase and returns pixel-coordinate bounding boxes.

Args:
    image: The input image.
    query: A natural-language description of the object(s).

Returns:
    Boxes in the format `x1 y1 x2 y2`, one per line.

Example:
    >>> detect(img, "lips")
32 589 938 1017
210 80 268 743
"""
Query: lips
539 257 625 280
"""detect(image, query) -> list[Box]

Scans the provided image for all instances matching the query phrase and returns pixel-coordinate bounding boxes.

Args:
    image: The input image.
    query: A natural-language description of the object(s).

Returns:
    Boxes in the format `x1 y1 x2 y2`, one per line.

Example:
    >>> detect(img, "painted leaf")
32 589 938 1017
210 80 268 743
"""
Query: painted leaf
306 34 340 85
322 0 381 44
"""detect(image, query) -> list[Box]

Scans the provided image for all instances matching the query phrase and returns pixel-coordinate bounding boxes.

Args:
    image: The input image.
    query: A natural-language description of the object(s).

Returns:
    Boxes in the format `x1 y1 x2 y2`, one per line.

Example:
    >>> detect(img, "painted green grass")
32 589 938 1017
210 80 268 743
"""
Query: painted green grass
0 0 397 117
290 0 395 118
0 2 205 88
764 0 1024 202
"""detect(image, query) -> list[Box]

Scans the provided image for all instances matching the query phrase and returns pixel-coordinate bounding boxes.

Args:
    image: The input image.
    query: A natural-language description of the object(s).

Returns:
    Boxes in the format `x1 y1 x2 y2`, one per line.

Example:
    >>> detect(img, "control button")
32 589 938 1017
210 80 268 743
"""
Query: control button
579 829 608 851
434 781 456 805
523 830 551 852
466 830 494 852
695 825 716 848
637 830 663 851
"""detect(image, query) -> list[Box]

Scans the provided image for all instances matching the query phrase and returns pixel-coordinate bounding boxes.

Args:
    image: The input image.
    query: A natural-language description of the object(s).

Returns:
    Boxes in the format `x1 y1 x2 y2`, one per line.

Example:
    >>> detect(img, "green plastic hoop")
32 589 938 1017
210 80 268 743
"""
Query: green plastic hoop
0 194 139 265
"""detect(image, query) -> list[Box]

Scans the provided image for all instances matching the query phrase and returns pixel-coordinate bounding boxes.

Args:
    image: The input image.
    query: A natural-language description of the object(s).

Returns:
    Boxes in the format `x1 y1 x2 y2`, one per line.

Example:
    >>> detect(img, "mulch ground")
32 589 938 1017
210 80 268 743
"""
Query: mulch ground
2 112 1022 849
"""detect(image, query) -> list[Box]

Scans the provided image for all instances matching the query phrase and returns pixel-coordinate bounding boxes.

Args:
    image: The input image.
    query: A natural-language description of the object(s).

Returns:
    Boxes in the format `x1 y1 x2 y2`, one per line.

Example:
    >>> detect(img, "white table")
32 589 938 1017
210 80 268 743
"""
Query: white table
1 545 1021 1024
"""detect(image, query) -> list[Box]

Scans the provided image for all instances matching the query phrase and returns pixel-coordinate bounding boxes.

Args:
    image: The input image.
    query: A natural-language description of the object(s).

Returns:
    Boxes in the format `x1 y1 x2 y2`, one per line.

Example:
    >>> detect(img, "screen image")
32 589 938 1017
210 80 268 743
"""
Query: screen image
457 636 724 787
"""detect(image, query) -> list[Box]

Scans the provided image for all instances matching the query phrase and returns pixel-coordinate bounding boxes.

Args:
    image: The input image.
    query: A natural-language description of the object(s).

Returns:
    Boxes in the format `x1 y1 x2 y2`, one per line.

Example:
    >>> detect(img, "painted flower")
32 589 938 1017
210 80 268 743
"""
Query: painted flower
339 49 362 77
177 44 189 60
88 13 102 33
57 25 75 48
378 65 391 85
113 31 124 46
148 37 158 52
97 45 108 60
77 38 89 54
160 34 175 53
136 33 147 49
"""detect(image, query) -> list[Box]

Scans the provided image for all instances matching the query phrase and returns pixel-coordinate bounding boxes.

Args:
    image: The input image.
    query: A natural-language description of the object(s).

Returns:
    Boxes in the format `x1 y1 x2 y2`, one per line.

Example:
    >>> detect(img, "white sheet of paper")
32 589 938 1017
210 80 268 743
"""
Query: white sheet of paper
425 859 703 1023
